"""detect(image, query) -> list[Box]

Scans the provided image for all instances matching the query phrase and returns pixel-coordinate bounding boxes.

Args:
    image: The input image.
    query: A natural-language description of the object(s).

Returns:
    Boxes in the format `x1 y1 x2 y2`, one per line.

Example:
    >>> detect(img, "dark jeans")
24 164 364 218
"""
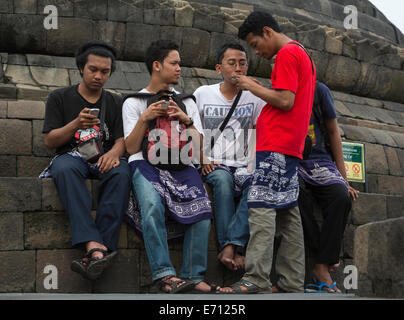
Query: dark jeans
298 180 351 265
50 154 131 251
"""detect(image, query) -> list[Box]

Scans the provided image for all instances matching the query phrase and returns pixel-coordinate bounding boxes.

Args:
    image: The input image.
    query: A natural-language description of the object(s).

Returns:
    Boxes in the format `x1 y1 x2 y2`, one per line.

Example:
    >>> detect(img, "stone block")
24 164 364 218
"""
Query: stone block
94 21 126 59
0 119 32 155
46 18 94 56
341 124 376 144
103 71 131 90
33 120 54 157
356 39 379 63
0 0 13 13
354 63 393 101
377 175 404 196
0 155 16 177
107 0 143 22
354 218 404 298
116 61 147 74
0 84 17 100
26 54 55 68
384 147 402 176
351 193 387 225
4 65 36 86
17 156 51 177
7 100 45 119
386 69 404 104
0 212 23 250
160 26 184 48
364 143 389 175
205 250 224 286
193 11 224 33
16 84 50 101
13 0 37 14
8 54 27 65
53 56 76 69
93 249 140 293
382 101 404 112
125 73 150 92
333 100 355 118
325 55 361 92
144 8 175 25
175 5 194 27
74 0 107 20
343 224 355 259
24 211 72 249
38 0 74 17
368 107 397 126
297 27 326 52
207 32 237 68
372 54 402 70
0 251 35 292
125 23 160 61
181 28 210 68
36 249 92 293
127 223 144 250
343 102 377 121
325 35 343 55
390 132 404 149
42 178 63 211
30 67 69 87
0 14 46 53
386 195 404 219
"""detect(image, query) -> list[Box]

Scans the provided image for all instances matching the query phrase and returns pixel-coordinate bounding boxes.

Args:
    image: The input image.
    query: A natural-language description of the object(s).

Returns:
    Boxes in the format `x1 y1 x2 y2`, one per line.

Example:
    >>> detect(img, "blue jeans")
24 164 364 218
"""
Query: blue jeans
50 153 131 251
132 168 211 283
204 169 249 252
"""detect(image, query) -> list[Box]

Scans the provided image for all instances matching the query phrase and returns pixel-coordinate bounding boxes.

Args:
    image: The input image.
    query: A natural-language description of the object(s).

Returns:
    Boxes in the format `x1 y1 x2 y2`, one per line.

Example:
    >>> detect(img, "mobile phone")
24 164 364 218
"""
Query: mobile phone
160 101 170 108
88 108 100 117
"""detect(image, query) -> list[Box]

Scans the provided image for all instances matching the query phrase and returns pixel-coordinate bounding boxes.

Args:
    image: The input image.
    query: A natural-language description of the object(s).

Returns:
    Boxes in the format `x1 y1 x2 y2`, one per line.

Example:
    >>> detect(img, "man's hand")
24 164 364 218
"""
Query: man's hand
167 98 191 125
233 75 263 91
140 100 169 123
201 161 220 176
347 184 359 201
77 108 100 129
97 150 120 174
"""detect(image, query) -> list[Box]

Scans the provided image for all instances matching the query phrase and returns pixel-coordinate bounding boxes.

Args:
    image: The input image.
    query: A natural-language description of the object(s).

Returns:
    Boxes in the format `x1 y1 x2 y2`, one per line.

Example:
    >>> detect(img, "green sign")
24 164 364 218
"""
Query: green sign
342 142 366 183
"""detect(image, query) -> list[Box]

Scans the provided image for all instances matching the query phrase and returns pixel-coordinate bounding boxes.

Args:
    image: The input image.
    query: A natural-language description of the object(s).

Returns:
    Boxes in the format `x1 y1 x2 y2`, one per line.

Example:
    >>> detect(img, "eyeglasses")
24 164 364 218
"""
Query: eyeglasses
221 61 248 68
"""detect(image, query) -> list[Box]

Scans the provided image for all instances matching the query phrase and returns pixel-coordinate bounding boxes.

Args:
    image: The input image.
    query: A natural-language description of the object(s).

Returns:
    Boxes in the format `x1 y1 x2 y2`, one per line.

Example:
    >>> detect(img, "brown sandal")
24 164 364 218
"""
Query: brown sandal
155 275 195 294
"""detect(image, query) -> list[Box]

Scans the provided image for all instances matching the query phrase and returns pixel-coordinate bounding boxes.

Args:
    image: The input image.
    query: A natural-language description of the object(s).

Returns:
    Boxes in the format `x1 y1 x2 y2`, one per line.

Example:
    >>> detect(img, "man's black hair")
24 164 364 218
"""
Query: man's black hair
238 11 281 40
75 40 117 76
216 43 247 64
145 40 180 75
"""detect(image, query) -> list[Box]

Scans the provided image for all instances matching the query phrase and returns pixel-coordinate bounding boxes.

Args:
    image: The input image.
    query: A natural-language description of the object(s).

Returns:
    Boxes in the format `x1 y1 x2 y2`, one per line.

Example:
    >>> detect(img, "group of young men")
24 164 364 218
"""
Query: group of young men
41 11 358 294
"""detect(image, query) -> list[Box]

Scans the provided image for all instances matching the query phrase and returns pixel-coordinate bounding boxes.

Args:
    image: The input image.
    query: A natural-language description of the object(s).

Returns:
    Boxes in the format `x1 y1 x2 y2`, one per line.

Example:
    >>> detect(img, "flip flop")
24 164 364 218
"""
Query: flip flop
219 279 269 294
187 282 219 294
304 277 339 293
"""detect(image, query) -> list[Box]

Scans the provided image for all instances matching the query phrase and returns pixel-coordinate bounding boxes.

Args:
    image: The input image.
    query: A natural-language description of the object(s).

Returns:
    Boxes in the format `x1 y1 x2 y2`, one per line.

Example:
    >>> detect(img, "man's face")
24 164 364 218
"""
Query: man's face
216 48 248 84
158 50 181 85
80 54 112 91
245 27 276 60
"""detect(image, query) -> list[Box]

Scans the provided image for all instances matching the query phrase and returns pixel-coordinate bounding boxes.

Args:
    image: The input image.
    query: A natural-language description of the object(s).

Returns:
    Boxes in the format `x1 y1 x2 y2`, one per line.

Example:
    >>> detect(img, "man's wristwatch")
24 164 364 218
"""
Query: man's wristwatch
185 117 194 128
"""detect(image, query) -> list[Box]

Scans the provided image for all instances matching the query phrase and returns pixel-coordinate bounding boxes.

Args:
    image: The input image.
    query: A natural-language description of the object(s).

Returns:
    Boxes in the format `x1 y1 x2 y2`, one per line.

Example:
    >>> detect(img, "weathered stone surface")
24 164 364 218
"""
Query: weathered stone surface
386 195 404 219
175 5 194 27
16 84 49 101
297 27 326 51
125 23 161 61
93 249 140 293
343 224 355 258
0 155 16 177
354 217 404 298
181 28 210 68
0 212 23 250
0 0 13 13
13 0 37 14
386 69 404 104
17 156 51 177
0 100 6 118
107 0 143 22
384 147 402 176
46 18 94 56
125 73 150 91
8 54 27 65
160 26 184 49
0 119 32 155
38 0 74 17
368 128 397 148
207 31 237 68
0 177 41 212
30 67 69 87
193 11 224 33
42 178 63 211
325 55 361 92
144 8 175 25
343 102 377 121
4 65 36 86
341 124 376 144
74 0 107 20
368 107 397 126
333 100 355 117
0 251 35 292
7 100 45 119
36 249 92 293
0 84 17 100
377 175 404 196
93 21 126 59
325 35 343 55
103 71 131 90
389 132 404 149
32 120 54 157
24 211 72 249
354 63 393 100
351 193 387 225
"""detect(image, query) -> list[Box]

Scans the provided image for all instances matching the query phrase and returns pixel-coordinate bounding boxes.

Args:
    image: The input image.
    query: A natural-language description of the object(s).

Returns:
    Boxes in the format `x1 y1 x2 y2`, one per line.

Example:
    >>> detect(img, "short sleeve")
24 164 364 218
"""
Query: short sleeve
122 97 142 139
272 48 299 93
317 83 337 120
252 96 266 126
42 91 64 133
185 98 204 136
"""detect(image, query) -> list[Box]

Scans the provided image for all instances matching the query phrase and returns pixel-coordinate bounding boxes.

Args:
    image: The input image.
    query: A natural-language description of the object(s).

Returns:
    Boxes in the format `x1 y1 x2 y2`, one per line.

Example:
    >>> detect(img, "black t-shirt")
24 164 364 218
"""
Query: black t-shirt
42 85 124 155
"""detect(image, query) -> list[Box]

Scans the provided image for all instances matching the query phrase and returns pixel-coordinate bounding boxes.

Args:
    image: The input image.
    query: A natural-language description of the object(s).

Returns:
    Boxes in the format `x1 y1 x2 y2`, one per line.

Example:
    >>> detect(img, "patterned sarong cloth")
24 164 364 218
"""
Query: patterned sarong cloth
125 160 213 240
298 158 348 188
247 151 300 209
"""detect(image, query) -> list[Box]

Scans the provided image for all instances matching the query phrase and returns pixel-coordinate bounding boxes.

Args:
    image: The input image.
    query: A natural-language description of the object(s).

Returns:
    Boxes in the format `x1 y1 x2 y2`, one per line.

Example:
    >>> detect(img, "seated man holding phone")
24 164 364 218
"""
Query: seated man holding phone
40 40 131 280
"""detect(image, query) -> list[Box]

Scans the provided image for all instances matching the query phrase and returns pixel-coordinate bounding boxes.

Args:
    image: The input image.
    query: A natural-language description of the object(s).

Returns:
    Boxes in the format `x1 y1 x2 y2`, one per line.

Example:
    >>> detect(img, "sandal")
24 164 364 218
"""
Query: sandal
71 248 117 281
188 281 219 294
155 275 195 294
304 277 340 293
219 279 268 294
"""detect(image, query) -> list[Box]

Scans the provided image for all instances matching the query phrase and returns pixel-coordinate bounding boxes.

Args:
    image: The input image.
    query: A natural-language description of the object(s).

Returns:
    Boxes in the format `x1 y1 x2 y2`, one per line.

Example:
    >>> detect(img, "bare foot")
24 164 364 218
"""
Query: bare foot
217 245 237 271
159 276 188 293
234 253 245 270
328 263 340 273
312 263 341 293
86 241 108 260
193 281 220 293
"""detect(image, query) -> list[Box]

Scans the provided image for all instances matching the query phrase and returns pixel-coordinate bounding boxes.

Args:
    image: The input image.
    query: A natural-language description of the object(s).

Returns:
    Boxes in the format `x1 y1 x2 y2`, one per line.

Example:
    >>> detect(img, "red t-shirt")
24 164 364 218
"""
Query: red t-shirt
256 42 316 159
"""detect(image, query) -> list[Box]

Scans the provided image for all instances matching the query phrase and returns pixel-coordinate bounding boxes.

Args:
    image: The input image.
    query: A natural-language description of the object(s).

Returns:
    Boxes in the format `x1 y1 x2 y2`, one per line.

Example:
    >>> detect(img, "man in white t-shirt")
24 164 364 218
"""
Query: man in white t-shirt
122 40 215 293
194 43 265 271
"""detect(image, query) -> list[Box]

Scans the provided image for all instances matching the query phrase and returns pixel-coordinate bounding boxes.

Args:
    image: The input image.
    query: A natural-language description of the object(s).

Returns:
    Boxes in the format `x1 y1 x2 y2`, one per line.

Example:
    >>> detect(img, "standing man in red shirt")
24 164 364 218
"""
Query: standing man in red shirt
219 11 316 294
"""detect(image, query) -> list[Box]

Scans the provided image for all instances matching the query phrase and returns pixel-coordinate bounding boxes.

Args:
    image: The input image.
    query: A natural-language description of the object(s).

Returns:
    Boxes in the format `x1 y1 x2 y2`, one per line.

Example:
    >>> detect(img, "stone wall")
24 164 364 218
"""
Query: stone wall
1 0 404 103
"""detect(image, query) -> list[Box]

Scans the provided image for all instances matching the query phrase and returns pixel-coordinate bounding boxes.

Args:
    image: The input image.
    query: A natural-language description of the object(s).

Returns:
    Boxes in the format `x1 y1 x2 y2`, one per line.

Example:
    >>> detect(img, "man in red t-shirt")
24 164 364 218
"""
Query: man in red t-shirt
219 11 316 294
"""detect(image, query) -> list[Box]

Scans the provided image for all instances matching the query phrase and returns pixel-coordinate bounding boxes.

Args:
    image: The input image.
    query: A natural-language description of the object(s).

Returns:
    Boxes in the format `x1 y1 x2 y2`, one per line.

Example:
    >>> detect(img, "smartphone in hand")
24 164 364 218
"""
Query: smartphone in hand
88 108 100 117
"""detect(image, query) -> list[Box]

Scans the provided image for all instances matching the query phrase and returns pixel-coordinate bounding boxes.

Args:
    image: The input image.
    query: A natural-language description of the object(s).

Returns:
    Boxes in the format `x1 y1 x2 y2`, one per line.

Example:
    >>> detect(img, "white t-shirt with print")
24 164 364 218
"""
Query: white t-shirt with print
194 83 265 167
122 88 204 164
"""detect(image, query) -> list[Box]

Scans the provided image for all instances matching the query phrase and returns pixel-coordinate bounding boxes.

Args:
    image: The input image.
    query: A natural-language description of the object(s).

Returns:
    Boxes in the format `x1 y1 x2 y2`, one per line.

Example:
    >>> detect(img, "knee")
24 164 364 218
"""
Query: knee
51 155 82 178
333 184 351 206
194 218 211 233
109 161 131 183
206 169 233 189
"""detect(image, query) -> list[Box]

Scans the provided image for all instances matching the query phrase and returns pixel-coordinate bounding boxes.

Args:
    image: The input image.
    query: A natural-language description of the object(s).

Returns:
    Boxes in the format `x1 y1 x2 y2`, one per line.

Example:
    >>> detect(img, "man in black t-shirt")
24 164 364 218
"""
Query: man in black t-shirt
42 40 131 280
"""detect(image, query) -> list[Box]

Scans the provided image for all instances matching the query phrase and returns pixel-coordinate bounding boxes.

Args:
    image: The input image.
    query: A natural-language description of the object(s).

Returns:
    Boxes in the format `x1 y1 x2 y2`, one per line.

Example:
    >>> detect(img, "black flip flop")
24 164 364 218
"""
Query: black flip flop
155 275 195 294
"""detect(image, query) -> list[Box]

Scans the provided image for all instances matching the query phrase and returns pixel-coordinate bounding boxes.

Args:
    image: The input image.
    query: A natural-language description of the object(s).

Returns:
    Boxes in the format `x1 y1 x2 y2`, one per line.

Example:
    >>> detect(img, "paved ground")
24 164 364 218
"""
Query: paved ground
0 293 379 300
